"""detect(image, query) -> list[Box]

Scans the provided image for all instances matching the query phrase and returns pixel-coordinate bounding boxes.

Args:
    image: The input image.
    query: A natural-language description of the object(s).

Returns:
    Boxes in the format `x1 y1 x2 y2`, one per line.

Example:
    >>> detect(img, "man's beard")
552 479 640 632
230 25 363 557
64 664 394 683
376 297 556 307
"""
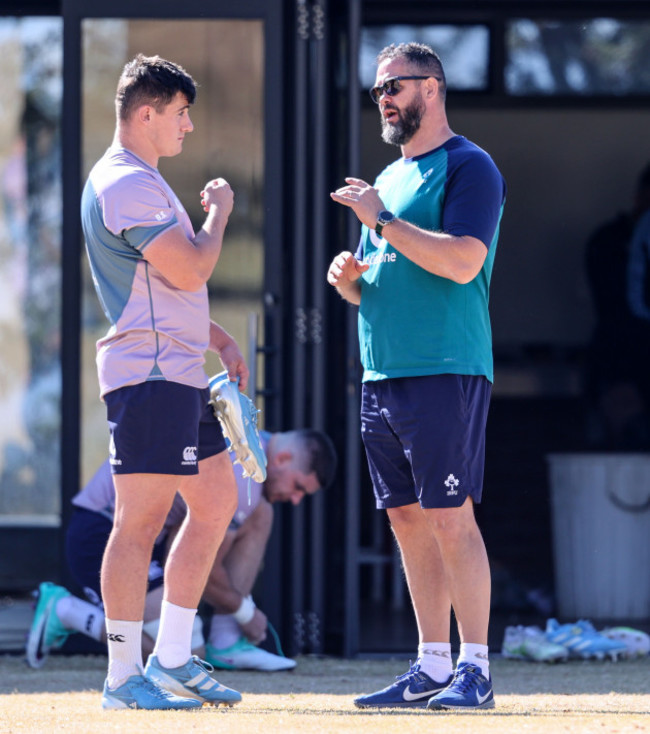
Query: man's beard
380 95 425 146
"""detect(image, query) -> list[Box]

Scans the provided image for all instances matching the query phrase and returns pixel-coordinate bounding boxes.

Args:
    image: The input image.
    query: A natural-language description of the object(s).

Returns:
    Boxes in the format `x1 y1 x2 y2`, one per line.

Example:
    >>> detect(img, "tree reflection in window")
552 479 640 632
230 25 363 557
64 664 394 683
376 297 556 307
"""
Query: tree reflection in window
507 18 650 95
0 18 62 520
361 25 489 92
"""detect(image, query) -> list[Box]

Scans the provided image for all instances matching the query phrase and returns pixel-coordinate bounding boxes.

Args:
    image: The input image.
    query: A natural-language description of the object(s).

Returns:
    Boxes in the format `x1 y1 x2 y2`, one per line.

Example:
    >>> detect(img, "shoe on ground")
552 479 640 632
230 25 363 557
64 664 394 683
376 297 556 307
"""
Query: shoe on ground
501 625 569 663
25 582 73 669
209 371 267 483
426 662 495 711
353 662 453 708
545 618 627 661
599 626 650 658
144 654 241 707
205 637 296 671
101 673 203 710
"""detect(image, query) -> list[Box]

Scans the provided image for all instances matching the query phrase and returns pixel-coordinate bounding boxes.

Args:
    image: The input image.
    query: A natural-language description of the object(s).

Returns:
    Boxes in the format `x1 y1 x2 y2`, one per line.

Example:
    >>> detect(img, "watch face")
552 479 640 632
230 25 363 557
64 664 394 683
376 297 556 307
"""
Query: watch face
379 210 394 224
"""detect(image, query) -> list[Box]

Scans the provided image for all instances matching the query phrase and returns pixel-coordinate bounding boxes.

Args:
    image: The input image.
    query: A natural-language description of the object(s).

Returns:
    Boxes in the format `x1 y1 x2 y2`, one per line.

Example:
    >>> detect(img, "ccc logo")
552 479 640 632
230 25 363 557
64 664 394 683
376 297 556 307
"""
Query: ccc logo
183 446 197 462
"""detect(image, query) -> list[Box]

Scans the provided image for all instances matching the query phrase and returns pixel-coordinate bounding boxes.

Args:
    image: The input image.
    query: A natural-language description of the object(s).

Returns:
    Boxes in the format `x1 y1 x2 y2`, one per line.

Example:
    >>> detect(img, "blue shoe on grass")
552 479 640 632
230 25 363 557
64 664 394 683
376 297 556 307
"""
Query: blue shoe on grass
145 654 242 707
426 662 494 711
354 662 452 708
102 673 202 710
545 618 627 661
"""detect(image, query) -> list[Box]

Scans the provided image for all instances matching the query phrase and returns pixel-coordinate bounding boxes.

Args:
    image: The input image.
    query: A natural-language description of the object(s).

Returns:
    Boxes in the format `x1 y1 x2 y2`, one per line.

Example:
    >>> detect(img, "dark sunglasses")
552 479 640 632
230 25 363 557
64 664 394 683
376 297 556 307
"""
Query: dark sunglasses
369 75 431 104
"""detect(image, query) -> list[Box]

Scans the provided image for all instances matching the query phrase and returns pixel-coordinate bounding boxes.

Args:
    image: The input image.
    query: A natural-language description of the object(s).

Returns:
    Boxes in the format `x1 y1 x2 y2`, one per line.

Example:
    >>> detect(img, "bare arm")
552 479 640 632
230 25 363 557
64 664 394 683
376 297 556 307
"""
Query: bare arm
209 321 249 392
202 531 268 643
141 178 234 291
330 177 487 284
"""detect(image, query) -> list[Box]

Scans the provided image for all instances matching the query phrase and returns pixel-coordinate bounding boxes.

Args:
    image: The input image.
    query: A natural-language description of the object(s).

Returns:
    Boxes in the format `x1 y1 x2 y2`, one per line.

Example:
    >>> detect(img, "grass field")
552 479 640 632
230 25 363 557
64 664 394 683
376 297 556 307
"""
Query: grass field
0 653 648 734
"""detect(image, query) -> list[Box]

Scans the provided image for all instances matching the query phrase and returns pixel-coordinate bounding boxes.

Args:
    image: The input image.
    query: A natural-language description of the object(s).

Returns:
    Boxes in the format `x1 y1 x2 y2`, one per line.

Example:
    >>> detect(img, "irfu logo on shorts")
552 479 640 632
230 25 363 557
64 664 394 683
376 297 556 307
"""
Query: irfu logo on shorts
444 474 460 496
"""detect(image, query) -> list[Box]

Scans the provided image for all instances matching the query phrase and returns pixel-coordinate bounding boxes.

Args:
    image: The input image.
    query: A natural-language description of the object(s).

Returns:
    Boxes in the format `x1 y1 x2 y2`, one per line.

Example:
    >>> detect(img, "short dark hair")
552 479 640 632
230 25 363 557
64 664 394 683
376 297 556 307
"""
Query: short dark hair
294 429 338 489
376 42 447 100
116 53 197 122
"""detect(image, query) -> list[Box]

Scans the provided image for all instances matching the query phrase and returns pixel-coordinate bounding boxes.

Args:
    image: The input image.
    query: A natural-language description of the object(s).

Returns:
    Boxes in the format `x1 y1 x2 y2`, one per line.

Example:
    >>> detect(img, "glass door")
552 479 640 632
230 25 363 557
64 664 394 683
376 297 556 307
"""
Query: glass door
80 19 266 482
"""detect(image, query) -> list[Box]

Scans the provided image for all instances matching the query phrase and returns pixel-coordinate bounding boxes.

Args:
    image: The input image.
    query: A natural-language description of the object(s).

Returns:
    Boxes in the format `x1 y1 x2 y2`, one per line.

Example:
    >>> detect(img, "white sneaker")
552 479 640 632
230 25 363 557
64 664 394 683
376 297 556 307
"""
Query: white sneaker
502 625 569 663
205 637 296 671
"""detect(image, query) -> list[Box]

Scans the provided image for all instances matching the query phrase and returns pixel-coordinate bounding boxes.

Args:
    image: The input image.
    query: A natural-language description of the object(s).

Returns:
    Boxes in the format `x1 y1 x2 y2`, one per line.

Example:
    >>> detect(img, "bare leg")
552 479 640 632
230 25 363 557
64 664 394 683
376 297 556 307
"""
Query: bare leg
387 497 490 645
164 451 238 609
423 499 490 645
387 503 452 643
101 473 179 620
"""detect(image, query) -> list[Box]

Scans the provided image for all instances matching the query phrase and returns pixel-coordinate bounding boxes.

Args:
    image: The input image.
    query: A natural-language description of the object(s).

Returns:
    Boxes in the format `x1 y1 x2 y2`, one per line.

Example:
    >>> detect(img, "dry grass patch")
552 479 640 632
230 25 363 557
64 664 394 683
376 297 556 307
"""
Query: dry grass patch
0 653 648 734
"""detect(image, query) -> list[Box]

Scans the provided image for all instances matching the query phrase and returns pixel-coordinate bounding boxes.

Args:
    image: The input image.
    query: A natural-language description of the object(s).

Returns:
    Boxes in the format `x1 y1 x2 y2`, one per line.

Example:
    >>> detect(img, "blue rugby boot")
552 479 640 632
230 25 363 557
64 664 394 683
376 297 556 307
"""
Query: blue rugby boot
426 662 495 711
145 654 242 707
545 618 627 661
25 582 73 669
354 662 453 708
101 673 203 710
209 371 267 483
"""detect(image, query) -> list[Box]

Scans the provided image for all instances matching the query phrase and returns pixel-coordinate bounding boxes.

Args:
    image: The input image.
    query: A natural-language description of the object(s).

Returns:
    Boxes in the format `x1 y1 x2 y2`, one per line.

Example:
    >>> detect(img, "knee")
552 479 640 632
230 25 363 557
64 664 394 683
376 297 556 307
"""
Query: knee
426 506 480 546
387 504 417 529
113 513 166 549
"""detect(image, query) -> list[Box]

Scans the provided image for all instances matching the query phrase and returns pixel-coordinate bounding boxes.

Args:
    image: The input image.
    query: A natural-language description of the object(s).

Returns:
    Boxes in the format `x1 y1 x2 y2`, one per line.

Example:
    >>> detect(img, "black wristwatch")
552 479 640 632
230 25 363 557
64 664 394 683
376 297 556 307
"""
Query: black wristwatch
375 210 396 238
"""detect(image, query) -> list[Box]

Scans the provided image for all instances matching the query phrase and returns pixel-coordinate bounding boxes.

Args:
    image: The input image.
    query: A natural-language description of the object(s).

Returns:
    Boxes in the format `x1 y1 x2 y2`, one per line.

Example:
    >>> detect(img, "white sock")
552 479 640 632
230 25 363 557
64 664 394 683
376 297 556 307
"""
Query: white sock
416 642 453 683
209 613 241 650
56 596 105 641
458 642 490 678
153 600 197 669
105 618 143 689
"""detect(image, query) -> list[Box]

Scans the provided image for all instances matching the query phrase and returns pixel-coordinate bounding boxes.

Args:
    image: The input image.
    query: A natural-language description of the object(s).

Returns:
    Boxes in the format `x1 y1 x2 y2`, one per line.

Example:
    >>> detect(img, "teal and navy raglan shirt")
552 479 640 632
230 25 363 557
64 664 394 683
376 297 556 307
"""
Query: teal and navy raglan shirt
355 135 506 383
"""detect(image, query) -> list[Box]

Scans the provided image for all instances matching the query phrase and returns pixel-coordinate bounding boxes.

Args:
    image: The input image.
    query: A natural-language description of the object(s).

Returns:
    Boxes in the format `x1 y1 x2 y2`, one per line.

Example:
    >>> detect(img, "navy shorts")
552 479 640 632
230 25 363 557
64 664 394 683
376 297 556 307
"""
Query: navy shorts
360 374 492 509
65 507 166 607
105 381 226 475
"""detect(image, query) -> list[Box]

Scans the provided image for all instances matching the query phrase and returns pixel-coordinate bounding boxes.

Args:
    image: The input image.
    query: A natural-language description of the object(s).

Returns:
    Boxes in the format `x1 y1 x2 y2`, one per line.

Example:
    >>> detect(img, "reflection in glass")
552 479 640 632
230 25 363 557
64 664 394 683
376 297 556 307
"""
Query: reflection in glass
81 20 264 484
0 18 62 522
507 19 650 95
360 25 489 91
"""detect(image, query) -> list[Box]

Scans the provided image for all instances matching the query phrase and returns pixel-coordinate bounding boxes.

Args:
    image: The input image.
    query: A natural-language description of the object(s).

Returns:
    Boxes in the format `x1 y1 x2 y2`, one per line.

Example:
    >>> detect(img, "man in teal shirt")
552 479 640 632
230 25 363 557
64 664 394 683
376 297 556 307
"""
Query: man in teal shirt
328 42 505 711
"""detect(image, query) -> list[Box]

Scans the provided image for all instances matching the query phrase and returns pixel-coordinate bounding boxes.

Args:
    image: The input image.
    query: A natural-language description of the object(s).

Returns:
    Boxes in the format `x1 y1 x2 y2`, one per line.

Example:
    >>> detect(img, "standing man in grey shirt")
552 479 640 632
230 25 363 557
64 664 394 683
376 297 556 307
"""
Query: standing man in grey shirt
80 53 246 710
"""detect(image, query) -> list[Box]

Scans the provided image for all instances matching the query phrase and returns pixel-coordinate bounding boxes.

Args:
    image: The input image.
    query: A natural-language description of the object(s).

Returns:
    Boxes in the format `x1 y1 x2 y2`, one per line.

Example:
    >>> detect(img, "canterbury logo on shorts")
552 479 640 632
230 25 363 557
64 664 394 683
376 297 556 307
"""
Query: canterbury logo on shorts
182 446 197 465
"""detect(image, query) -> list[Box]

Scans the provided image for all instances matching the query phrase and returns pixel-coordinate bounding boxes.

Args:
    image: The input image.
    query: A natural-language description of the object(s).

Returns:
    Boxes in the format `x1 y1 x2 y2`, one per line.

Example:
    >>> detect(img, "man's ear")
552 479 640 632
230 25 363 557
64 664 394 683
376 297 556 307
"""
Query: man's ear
425 77 439 99
137 105 152 124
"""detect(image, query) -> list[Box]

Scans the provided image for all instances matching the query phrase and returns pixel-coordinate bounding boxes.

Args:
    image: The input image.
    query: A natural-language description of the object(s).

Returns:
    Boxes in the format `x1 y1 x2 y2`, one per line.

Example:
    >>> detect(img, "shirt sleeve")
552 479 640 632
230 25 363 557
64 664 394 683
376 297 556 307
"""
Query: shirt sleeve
443 150 506 249
102 170 178 251
354 233 365 260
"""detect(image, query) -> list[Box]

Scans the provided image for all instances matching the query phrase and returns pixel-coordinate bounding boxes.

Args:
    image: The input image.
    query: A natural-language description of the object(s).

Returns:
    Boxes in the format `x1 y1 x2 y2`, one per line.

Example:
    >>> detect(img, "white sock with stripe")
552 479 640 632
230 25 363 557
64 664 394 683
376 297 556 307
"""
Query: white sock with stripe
56 596 105 641
105 618 143 689
458 642 490 678
416 641 453 684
